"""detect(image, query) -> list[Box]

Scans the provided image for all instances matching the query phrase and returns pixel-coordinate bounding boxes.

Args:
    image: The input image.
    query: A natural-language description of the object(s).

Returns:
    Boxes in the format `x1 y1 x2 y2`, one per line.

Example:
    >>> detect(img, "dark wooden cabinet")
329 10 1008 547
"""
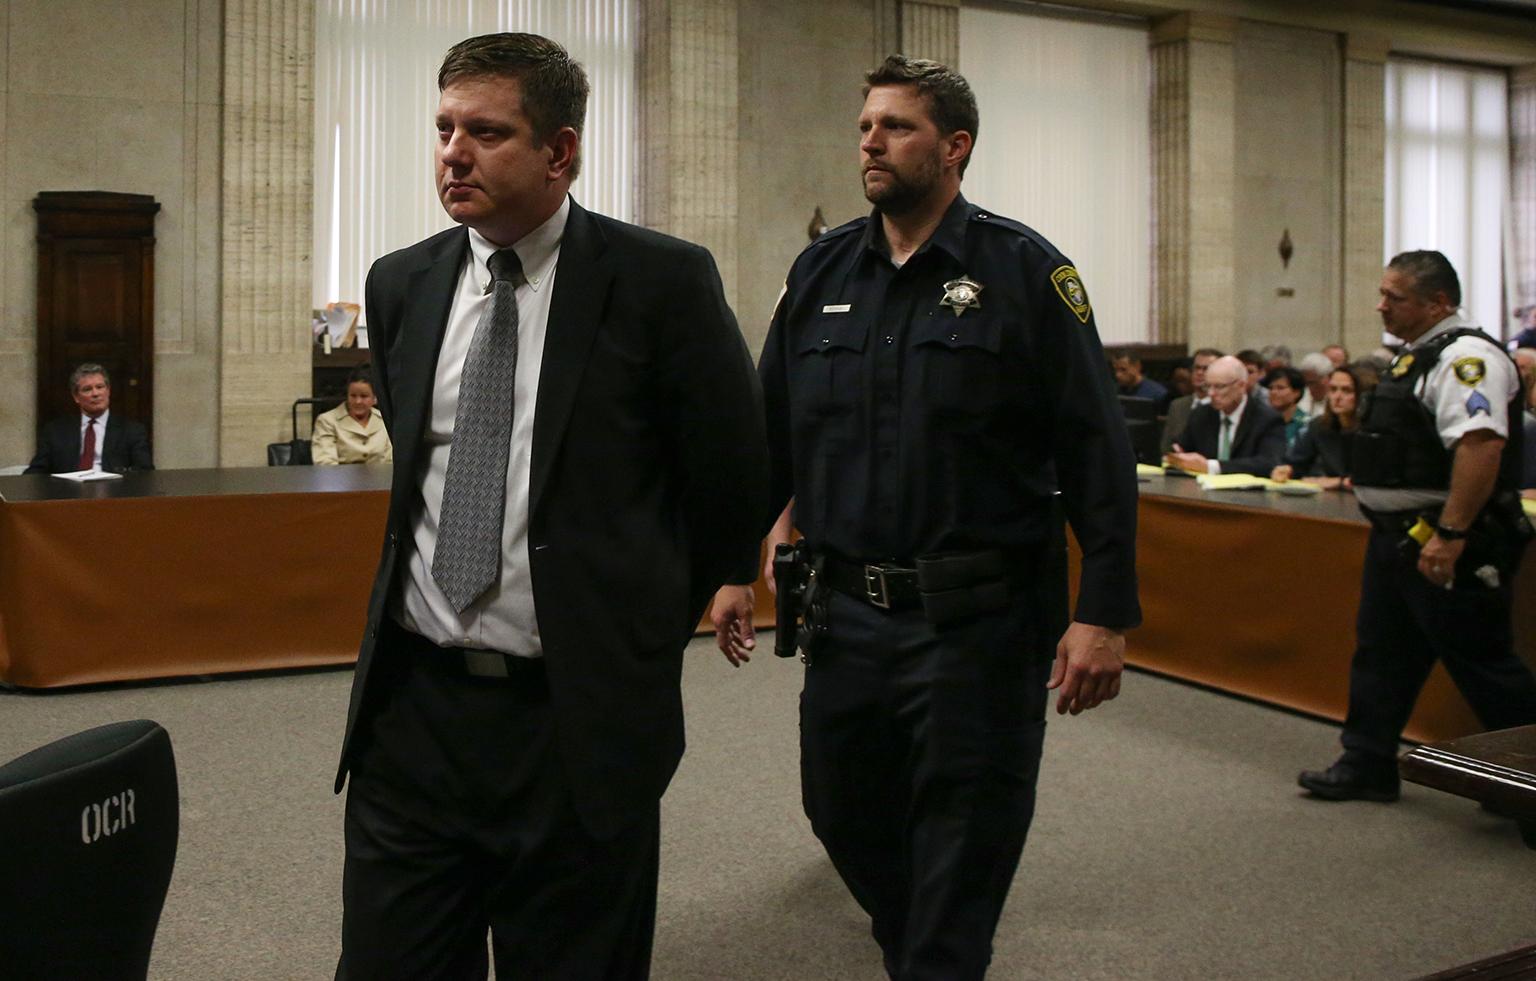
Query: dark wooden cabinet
34 192 160 432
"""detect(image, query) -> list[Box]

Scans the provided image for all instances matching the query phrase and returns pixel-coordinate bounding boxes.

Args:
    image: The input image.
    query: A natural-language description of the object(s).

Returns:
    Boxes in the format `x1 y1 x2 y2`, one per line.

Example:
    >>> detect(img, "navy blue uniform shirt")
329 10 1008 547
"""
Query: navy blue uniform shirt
757 194 1141 629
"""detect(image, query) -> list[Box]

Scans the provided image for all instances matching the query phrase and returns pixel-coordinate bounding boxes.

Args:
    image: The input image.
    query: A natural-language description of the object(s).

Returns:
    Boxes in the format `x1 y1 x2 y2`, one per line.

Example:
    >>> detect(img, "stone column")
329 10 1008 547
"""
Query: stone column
1340 34 1389 357
901 0 958 67
637 0 740 308
220 0 314 465
1150 13 1236 351
1512 64 1536 319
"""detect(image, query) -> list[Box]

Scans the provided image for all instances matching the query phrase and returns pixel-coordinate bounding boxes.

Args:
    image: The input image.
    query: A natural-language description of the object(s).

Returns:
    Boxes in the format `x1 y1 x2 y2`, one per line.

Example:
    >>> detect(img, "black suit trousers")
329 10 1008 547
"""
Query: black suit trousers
338 624 659 981
1341 528 1536 764
799 590 1052 981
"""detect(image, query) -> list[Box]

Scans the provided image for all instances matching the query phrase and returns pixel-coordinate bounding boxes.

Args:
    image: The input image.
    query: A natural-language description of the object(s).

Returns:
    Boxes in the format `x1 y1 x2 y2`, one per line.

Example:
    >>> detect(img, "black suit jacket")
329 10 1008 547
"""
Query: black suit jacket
1177 398 1286 476
25 414 153 474
335 201 769 839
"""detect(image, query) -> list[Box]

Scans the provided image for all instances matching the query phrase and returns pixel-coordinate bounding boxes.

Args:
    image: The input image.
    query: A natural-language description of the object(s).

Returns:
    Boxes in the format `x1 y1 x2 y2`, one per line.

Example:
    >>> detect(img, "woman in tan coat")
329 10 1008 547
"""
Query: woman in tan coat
312 366 392 465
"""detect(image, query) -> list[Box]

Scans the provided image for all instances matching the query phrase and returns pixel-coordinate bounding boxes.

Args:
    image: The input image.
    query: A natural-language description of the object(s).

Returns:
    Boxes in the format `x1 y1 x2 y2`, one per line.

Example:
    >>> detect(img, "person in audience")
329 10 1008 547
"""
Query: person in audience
1112 351 1168 407
1160 347 1222 455
1299 250 1536 803
1166 354 1285 476
1322 343 1349 368
311 366 393 466
25 363 153 475
1264 366 1309 451
1515 348 1536 494
1237 348 1269 403
1167 362 1193 399
1297 351 1334 417
1270 364 1370 490
331 32 767 980
1511 305 1536 350
1260 343 1292 371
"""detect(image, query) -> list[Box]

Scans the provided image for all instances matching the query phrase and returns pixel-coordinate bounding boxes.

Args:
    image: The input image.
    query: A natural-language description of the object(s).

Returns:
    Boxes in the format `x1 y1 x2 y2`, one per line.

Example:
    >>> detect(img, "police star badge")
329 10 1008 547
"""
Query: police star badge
940 276 984 317
1051 265 1092 324
1389 353 1415 378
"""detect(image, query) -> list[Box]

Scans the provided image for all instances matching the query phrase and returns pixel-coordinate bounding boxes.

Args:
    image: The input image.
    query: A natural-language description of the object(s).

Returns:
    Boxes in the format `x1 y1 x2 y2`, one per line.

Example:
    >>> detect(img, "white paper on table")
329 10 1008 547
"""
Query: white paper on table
51 469 124 482
325 305 355 346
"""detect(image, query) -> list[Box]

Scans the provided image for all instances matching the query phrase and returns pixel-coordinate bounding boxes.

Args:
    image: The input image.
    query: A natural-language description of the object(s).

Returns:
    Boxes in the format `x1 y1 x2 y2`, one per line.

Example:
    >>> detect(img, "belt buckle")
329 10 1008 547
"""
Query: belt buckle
863 564 892 609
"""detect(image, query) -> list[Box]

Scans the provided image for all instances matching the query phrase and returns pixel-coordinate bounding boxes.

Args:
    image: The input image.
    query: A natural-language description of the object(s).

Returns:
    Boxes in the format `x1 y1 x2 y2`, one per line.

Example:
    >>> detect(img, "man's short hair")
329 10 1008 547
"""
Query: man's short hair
1191 347 1225 361
1236 349 1264 369
1388 250 1461 307
1259 344 1292 366
347 365 375 388
438 33 590 178
1263 366 1304 393
70 363 109 393
1298 352 1334 377
1112 352 1141 366
864 55 979 176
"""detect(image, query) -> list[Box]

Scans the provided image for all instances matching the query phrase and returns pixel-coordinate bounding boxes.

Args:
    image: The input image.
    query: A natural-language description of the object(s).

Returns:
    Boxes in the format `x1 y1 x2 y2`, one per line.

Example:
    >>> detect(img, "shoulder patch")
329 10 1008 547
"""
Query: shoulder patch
1050 266 1092 324
1451 356 1485 387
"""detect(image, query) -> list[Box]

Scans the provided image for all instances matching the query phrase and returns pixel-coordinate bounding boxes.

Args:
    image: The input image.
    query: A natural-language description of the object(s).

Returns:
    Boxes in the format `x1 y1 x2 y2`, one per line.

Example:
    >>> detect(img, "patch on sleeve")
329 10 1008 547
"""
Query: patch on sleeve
1451 356 1486 387
1465 390 1492 417
1050 266 1092 324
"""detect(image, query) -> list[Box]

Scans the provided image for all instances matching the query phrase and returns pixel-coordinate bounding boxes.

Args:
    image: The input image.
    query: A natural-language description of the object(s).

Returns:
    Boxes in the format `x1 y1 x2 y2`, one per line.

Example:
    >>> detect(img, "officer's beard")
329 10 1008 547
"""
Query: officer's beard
863 151 944 217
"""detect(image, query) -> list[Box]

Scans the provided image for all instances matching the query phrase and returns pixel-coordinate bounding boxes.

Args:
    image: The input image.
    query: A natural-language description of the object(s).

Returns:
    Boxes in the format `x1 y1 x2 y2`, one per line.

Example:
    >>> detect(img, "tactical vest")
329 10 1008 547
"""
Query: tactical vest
1351 327 1524 491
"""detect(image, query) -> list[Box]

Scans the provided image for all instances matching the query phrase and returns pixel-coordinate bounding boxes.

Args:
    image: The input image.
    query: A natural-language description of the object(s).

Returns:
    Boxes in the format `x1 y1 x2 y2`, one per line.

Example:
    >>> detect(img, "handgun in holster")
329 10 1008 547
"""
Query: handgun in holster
772 541 828 661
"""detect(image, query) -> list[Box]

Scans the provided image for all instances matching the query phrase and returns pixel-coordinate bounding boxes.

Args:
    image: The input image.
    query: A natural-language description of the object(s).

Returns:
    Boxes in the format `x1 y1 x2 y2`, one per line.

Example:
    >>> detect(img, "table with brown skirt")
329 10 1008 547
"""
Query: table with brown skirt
0 467 391 688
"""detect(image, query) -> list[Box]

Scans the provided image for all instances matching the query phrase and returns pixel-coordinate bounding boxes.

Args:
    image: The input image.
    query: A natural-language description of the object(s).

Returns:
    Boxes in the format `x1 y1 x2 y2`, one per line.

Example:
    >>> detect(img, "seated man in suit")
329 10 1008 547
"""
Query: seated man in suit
25 363 153 474
1160 346 1222 455
1166 354 1285 476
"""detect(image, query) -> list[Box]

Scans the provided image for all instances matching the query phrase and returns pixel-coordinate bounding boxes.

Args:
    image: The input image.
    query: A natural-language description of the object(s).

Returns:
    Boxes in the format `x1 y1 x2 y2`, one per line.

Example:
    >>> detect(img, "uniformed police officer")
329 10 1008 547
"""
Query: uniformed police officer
1299 250 1536 802
712 56 1140 980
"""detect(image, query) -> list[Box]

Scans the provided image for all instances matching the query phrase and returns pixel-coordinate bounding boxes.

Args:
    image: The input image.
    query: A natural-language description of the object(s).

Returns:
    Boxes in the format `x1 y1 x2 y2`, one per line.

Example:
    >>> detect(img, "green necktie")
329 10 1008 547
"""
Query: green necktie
1218 416 1232 462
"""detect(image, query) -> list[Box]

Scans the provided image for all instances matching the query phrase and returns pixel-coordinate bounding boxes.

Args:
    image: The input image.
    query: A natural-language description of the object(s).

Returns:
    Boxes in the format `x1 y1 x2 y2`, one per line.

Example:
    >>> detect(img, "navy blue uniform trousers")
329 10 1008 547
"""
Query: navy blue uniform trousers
800 589 1052 981
1342 528 1536 765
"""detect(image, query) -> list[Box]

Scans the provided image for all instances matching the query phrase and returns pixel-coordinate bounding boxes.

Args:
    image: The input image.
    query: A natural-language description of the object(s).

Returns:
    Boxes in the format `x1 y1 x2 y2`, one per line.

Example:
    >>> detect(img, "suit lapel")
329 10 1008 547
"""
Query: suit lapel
528 201 612 518
390 230 470 479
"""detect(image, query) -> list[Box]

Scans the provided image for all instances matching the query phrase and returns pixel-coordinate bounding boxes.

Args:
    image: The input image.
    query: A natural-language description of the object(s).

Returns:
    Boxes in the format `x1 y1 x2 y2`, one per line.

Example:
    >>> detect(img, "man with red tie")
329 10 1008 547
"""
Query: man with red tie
25 363 153 474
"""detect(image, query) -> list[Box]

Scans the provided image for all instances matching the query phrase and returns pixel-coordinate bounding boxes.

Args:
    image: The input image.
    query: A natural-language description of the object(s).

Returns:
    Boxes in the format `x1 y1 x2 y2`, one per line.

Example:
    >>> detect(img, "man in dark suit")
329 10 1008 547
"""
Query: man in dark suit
333 33 767 980
1166 354 1285 476
25 363 153 474
1159 347 1222 455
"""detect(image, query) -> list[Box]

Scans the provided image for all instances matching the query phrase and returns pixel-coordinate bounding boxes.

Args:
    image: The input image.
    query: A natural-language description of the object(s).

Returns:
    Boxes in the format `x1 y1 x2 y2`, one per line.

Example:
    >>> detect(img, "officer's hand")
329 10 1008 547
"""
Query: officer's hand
710 584 757 666
1047 622 1124 716
1269 464 1292 483
1418 534 1464 590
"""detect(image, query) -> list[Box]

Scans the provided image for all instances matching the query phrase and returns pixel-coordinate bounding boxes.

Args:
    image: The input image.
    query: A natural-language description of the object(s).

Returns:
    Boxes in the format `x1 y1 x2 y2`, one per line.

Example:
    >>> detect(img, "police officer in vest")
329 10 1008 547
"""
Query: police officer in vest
712 56 1140 979
1299 250 1536 802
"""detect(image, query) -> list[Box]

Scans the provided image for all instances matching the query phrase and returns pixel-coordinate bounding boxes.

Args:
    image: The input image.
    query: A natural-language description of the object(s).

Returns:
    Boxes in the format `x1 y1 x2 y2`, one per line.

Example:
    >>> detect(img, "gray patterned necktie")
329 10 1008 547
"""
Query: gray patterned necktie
433 247 522 612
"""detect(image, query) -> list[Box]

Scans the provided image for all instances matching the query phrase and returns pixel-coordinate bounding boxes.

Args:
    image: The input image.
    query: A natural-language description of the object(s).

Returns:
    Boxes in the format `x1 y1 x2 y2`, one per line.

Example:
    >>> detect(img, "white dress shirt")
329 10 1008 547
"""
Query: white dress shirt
396 197 569 657
1206 395 1247 475
79 409 109 471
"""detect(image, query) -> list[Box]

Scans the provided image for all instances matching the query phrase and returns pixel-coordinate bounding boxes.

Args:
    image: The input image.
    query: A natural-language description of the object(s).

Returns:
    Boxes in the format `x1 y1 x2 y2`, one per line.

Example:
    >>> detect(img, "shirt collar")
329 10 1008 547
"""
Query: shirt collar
467 195 570 295
1407 311 1467 351
1223 394 1247 427
82 408 110 429
859 192 971 266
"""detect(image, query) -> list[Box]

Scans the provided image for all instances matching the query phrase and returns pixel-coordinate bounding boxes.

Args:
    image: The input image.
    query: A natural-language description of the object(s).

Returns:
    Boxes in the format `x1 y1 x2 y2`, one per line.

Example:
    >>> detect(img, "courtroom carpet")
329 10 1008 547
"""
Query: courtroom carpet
1 636 1531 980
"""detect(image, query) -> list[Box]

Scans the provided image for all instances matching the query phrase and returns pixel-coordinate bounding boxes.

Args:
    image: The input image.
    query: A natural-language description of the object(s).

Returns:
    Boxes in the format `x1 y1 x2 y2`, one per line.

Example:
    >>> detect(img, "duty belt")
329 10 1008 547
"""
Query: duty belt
820 556 922 611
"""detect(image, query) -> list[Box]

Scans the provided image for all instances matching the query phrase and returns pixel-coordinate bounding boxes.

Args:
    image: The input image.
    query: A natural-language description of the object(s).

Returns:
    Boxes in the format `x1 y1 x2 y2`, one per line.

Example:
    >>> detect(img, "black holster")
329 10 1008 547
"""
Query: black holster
915 550 1011 626
772 541 828 659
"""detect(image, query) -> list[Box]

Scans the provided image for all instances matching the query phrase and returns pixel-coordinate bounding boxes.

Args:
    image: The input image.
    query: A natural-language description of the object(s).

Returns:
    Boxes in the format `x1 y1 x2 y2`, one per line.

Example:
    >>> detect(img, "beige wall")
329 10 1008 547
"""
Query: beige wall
0 0 223 469
1231 19 1341 353
735 0 875 355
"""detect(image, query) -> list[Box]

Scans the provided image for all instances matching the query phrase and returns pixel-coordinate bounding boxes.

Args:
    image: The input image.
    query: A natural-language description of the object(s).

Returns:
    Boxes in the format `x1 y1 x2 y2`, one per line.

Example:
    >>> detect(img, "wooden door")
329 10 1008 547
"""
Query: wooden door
34 192 159 431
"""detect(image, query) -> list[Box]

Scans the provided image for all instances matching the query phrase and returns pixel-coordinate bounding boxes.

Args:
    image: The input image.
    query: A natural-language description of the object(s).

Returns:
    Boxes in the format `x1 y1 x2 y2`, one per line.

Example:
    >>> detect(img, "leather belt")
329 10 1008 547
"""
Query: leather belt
388 620 545 681
820 556 922 611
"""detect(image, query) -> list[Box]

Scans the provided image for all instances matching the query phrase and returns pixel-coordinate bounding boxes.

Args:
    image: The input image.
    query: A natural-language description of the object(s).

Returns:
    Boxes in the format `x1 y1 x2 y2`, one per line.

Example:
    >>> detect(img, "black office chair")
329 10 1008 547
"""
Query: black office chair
0 720 179 981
